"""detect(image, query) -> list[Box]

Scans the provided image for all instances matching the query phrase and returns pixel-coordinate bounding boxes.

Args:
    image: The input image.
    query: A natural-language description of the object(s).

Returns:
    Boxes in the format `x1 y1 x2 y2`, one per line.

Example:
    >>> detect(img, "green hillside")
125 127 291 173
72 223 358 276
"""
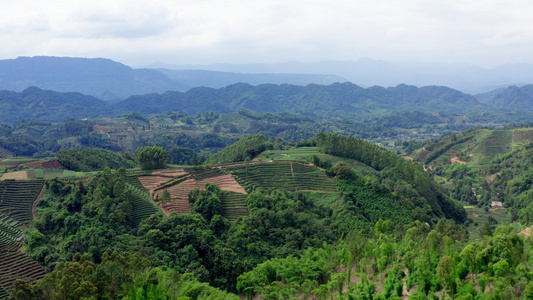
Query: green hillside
7 130 533 299
411 125 533 237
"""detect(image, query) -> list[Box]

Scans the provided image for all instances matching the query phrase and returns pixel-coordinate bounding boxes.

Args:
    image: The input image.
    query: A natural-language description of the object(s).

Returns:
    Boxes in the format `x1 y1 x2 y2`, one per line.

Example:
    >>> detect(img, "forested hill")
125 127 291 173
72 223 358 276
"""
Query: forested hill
0 56 345 101
0 82 484 124
114 82 481 118
486 84 533 110
0 87 110 124
0 56 187 102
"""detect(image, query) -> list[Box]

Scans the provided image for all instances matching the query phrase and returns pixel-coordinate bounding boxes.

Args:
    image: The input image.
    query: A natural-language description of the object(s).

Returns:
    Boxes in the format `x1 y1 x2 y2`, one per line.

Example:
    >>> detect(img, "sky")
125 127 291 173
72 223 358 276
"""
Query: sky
1 0 533 68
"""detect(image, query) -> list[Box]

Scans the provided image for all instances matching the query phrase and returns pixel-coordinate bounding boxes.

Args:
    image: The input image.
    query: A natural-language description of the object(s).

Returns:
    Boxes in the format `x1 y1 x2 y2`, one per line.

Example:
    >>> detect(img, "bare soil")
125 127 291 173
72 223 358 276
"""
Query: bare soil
519 227 533 237
197 174 247 194
1 171 28 180
450 156 467 164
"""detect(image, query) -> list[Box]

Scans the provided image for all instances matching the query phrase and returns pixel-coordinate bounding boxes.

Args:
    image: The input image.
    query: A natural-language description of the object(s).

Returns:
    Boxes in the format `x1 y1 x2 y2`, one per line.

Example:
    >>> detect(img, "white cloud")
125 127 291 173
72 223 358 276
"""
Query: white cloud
0 0 532 67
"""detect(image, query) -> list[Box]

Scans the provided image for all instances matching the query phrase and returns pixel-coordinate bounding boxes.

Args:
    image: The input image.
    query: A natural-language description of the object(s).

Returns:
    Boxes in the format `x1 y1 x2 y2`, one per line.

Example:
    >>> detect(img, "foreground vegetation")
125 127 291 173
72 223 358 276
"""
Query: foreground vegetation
2 127 533 299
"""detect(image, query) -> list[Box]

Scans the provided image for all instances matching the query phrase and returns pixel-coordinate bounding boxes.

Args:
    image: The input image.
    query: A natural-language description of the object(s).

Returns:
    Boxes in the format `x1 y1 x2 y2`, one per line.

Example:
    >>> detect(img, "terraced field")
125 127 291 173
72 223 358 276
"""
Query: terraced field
196 174 247 194
0 242 47 298
153 179 197 216
256 147 321 163
129 186 161 227
220 192 248 221
229 162 337 193
482 130 512 157
0 219 22 247
138 175 175 191
513 129 533 144
0 180 44 223
152 168 187 177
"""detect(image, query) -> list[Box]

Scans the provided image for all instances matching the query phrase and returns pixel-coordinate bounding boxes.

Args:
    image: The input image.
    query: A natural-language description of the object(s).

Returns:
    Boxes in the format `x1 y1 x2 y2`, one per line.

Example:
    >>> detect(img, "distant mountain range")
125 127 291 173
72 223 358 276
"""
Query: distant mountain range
0 56 345 101
147 58 533 94
2 56 533 103
0 83 483 124
0 56 533 124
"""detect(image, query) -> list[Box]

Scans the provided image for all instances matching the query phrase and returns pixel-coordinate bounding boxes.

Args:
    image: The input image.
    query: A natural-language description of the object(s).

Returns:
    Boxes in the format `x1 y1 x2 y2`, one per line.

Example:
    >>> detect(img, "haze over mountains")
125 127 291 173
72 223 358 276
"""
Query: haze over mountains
148 58 533 94
0 56 345 102
0 56 533 125
1 56 533 102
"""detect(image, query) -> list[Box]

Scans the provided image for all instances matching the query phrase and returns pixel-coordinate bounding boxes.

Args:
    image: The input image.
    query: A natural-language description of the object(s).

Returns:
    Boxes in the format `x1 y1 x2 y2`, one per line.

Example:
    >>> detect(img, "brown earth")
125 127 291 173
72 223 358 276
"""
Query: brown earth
519 227 533 237
1 171 28 180
138 175 175 191
23 160 66 170
197 174 247 194
151 168 187 177
450 156 467 164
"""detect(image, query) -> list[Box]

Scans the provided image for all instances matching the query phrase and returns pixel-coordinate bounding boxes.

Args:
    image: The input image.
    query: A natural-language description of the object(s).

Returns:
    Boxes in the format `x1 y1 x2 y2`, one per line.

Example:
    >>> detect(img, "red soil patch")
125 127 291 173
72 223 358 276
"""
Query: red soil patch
197 174 247 194
151 168 187 177
138 175 174 191
153 178 198 200
153 179 198 216
158 198 191 216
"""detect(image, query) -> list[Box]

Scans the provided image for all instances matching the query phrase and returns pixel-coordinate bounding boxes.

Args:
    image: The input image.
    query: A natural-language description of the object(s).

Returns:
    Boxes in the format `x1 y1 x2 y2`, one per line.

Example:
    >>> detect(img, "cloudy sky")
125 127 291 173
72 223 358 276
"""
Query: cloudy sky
1 0 532 67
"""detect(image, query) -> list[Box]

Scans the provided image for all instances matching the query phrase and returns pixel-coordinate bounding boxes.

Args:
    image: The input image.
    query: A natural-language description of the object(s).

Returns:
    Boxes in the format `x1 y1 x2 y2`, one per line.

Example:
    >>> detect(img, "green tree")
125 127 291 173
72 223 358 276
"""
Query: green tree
160 189 171 205
437 255 456 296
135 146 167 170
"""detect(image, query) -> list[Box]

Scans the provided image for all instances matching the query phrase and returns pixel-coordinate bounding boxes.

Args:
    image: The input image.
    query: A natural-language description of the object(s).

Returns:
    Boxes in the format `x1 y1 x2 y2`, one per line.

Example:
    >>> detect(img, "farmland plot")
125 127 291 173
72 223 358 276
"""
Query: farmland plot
483 130 512 156
0 219 22 247
513 129 533 144
0 180 44 223
152 179 197 216
196 174 247 194
0 242 47 298
230 162 336 193
220 192 248 221
128 184 161 227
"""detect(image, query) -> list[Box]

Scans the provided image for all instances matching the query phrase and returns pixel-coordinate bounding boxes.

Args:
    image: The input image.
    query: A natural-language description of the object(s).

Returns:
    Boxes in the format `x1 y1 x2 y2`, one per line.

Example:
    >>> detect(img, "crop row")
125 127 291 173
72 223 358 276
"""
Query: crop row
0 180 43 223
191 168 226 180
126 176 147 191
0 286 8 300
231 163 336 192
0 220 22 247
0 213 21 228
220 192 248 221
482 130 512 157
0 242 47 298
291 162 320 174
125 169 152 176
128 185 160 227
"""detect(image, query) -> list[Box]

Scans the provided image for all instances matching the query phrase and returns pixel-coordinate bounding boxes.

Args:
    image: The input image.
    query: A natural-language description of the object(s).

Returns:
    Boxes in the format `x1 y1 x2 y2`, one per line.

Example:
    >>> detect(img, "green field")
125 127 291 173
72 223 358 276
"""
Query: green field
0 180 44 223
228 162 337 193
220 192 248 221
256 147 321 163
